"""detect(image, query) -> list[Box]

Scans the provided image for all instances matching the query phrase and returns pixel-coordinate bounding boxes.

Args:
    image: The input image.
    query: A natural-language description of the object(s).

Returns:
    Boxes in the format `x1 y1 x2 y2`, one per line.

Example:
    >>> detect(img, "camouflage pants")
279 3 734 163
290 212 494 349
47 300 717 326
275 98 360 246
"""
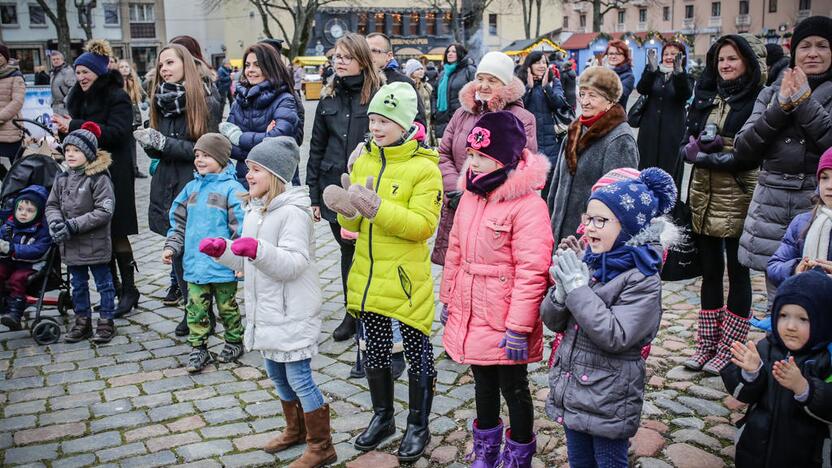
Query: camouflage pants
187 282 243 347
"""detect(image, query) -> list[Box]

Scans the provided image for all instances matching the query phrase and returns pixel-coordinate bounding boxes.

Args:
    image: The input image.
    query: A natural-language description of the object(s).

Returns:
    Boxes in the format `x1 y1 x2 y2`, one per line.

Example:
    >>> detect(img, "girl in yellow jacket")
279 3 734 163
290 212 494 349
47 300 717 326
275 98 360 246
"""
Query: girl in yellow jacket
323 82 443 462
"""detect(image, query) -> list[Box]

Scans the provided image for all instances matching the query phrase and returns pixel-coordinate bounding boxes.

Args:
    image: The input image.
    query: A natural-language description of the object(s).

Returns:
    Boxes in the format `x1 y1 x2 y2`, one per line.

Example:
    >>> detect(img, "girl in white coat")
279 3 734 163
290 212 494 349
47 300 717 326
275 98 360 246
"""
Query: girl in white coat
199 136 336 467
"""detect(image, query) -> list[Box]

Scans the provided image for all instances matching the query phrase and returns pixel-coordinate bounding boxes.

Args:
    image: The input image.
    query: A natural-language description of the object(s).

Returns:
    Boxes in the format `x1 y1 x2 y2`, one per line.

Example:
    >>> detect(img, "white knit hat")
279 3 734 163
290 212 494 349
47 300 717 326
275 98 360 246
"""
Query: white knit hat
403 58 423 78
476 51 515 85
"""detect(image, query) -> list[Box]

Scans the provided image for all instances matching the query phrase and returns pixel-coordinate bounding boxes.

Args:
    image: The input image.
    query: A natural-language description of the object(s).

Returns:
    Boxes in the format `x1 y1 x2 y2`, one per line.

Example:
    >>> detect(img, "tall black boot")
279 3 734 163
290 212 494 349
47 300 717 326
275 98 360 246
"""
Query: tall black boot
113 252 140 318
354 367 396 451
398 373 436 462
109 257 122 298
333 313 356 342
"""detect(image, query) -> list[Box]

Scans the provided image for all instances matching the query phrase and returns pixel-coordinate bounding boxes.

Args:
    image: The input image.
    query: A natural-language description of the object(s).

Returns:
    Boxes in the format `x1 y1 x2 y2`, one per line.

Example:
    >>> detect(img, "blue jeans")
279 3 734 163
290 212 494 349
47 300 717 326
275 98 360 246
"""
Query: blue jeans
392 319 403 348
68 264 116 320
264 358 324 412
564 427 628 468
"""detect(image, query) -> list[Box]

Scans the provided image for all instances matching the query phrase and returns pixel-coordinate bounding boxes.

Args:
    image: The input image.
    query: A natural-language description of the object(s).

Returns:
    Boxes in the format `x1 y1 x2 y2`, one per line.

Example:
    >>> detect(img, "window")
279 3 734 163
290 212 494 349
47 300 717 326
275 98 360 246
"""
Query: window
488 14 497 35
579 14 586 28
663 6 670 21
617 10 625 24
374 12 385 33
29 4 45 25
684 5 694 19
799 0 811 10
391 13 402 35
639 8 647 22
357 12 368 35
11 48 41 73
103 3 119 25
129 3 154 22
563 15 568 29
409 12 419 35
425 12 436 35
739 0 749 14
442 11 452 32
0 3 17 25
711 2 720 17
769 0 777 13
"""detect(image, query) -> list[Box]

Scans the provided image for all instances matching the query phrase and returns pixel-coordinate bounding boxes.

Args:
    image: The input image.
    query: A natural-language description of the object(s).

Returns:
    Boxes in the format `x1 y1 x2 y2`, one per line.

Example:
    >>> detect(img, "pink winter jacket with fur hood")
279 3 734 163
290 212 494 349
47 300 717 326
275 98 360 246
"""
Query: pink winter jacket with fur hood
431 77 538 265
440 149 553 365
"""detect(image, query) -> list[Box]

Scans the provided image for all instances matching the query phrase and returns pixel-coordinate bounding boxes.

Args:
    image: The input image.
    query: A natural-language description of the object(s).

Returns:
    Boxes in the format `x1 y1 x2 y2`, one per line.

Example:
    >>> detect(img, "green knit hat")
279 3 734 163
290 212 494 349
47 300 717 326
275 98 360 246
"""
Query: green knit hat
368 82 418 131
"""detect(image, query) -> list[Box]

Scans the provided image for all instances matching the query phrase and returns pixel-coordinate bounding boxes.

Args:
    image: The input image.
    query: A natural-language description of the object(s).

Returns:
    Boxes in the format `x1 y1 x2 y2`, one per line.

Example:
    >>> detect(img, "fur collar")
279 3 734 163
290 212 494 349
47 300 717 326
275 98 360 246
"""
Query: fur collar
83 150 112 176
458 77 527 114
564 104 627 175
456 149 550 202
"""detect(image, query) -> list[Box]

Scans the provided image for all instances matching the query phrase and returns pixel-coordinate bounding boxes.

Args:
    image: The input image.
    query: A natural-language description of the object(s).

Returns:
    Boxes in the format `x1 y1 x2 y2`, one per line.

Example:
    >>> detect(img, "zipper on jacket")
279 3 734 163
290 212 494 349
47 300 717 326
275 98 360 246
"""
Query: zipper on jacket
397 266 413 306
359 148 387 314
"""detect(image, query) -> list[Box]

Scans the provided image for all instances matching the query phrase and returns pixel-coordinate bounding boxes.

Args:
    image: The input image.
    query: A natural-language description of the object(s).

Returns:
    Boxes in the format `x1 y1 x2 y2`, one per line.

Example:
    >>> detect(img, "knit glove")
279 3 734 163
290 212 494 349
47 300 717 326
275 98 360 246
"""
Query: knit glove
683 136 700 163
230 237 259 260
323 174 358 219
549 251 567 304
673 52 684 74
219 122 242 146
50 221 71 244
133 127 166 151
498 329 529 361
198 238 227 258
0 239 9 255
440 303 448 326
697 134 724 153
349 176 381 219
553 249 590 294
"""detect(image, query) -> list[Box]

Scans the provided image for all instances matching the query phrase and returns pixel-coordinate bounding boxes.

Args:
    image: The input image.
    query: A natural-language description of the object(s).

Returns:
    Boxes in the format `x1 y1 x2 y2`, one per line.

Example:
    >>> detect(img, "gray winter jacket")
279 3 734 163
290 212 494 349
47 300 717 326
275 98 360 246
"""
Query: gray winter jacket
45 152 114 266
541 268 662 440
50 64 76 115
734 80 832 270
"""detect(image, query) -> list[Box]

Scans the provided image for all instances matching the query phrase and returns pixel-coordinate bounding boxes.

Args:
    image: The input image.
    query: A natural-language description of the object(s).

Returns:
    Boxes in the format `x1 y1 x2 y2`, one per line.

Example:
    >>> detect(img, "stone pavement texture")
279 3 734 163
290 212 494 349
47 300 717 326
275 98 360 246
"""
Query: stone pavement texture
0 100 770 467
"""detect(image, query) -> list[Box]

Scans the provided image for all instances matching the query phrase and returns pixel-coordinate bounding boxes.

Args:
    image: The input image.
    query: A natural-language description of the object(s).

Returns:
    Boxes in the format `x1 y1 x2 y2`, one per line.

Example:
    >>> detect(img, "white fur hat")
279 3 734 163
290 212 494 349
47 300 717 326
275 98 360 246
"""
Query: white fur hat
476 51 515 85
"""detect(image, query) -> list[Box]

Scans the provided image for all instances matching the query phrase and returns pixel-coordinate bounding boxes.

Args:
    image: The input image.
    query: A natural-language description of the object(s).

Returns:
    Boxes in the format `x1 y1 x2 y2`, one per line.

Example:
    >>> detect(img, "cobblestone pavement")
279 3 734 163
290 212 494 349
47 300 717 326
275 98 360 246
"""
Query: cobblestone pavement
0 101 769 467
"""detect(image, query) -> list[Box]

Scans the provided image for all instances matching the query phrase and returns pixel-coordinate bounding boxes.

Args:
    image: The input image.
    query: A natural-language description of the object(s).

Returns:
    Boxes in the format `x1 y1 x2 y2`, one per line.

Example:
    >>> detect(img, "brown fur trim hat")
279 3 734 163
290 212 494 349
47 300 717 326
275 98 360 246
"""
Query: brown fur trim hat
578 66 623 103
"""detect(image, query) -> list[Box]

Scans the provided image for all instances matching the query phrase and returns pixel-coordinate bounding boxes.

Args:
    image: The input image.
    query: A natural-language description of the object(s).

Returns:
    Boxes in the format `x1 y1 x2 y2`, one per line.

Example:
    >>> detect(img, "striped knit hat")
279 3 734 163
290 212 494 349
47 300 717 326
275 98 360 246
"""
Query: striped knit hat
62 122 102 162
591 167 641 192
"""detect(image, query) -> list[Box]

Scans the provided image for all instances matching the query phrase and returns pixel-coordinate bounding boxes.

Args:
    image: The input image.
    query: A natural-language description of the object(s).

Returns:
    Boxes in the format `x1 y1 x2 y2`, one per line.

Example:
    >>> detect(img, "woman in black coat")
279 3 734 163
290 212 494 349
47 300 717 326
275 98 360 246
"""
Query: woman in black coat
53 40 138 318
635 41 694 181
306 33 382 342
432 43 477 141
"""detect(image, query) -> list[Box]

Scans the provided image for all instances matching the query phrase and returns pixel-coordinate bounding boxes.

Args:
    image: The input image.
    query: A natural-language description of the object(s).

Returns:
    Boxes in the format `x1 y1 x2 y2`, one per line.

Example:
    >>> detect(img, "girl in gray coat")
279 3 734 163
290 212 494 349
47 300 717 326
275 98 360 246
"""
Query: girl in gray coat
542 168 676 467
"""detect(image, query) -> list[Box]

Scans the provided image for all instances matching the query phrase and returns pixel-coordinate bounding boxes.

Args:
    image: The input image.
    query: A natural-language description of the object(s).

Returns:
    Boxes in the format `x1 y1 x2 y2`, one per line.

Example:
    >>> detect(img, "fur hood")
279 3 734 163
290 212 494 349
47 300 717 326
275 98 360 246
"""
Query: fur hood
82 150 112 176
458 77 527 114
457 149 551 202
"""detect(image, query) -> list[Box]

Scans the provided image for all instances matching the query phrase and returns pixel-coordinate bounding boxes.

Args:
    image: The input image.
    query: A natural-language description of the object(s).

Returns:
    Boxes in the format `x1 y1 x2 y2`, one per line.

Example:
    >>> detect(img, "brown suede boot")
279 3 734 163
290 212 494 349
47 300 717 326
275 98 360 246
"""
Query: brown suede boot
264 400 306 454
288 404 337 468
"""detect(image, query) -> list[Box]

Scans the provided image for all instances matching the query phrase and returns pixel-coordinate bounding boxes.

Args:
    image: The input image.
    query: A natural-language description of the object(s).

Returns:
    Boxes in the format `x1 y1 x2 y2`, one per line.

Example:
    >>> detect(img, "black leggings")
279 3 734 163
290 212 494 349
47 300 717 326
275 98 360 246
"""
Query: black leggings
328 222 355 305
471 364 534 444
696 235 752 317
361 311 435 376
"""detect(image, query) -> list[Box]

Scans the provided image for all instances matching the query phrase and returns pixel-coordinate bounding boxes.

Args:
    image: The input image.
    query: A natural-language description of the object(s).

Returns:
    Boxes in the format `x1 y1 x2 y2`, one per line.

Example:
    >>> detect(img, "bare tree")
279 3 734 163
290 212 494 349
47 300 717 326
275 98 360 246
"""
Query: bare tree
75 0 98 40
564 0 654 32
35 0 72 59
517 0 548 38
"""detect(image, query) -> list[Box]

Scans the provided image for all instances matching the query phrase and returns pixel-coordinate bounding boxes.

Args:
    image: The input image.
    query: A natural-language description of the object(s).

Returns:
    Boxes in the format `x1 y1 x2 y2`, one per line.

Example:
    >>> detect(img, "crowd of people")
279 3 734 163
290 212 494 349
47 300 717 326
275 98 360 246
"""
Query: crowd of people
0 15 830 467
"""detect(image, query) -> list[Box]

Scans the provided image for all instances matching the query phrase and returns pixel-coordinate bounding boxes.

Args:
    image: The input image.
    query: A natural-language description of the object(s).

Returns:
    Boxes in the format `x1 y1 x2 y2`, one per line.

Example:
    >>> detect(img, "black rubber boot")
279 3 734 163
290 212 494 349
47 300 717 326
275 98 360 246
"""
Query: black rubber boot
333 313 356 342
398 373 436 462
175 312 189 337
354 367 396 451
0 296 26 331
392 352 406 380
113 252 140 318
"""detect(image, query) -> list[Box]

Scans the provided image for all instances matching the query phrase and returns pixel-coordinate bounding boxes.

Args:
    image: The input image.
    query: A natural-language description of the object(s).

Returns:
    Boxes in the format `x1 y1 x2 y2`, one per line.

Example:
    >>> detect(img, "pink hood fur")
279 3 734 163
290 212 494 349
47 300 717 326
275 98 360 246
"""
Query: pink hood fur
456 149 551 202
458 76 528 114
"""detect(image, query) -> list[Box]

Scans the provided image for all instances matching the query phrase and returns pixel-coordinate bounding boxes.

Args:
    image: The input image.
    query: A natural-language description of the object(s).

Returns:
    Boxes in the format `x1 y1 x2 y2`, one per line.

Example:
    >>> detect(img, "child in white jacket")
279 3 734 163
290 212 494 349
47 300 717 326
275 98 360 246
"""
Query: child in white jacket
199 137 335 468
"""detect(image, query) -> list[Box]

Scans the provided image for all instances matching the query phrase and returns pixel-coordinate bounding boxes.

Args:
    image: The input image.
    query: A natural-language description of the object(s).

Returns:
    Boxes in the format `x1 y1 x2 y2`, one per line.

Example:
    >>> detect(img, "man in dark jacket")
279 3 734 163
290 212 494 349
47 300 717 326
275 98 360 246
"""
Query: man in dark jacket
216 59 232 110
366 33 426 127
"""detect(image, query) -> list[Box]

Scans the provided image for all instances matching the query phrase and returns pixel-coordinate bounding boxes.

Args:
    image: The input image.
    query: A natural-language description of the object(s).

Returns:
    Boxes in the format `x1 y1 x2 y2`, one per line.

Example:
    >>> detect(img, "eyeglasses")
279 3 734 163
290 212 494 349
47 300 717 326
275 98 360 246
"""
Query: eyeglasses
370 48 388 55
334 54 354 64
581 214 618 229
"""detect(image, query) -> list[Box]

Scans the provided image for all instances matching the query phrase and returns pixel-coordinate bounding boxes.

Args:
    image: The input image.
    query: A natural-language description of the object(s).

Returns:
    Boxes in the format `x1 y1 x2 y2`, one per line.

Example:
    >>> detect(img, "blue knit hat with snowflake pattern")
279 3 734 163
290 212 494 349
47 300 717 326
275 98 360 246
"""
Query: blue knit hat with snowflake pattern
589 167 677 238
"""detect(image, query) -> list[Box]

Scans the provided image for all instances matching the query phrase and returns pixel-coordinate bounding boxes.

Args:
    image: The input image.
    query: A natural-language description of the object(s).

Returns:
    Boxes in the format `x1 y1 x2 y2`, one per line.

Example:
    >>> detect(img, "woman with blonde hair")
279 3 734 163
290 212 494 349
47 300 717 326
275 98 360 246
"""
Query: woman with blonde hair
133 43 221 330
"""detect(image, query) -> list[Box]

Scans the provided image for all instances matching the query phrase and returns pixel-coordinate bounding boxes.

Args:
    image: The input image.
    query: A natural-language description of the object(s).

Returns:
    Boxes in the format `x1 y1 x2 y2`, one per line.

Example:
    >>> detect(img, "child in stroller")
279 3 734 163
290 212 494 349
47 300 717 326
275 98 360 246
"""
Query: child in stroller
0 185 52 330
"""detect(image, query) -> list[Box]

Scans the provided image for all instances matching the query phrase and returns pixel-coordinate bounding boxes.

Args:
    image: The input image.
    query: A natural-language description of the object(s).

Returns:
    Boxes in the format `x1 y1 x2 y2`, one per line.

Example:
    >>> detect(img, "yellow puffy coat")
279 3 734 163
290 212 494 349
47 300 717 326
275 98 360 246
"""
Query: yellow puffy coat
338 139 443 335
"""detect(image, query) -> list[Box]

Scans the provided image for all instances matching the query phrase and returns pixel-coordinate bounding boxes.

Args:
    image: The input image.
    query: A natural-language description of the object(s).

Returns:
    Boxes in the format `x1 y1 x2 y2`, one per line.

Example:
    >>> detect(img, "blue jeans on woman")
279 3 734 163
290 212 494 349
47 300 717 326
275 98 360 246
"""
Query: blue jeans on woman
564 427 628 468
68 264 116 320
264 358 324 412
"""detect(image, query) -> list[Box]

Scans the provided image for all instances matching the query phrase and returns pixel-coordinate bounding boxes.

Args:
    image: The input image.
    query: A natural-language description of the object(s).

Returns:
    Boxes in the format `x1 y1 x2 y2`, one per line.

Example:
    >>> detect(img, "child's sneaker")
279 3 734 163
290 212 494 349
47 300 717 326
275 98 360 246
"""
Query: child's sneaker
217 341 243 363
187 346 213 373
91 319 116 344
65 316 93 342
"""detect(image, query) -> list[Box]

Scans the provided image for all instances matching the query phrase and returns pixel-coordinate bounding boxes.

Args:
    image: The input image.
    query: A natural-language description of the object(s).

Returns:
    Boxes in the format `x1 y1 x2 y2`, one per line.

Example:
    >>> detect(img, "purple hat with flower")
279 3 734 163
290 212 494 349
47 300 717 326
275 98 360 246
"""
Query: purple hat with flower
465 111 527 167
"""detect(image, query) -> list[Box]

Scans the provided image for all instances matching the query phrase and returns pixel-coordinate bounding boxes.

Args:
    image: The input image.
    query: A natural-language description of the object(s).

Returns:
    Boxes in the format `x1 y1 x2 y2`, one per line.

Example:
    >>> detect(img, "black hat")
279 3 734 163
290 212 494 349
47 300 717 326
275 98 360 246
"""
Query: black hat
772 270 832 353
765 43 785 67
790 16 832 68
259 38 285 55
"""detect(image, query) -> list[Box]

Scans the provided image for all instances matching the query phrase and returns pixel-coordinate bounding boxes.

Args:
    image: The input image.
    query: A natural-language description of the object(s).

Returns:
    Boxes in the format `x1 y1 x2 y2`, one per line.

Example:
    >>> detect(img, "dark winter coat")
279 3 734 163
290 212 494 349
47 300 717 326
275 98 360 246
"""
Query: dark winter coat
635 68 693 177
0 186 52 266
306 74 373 223
734 68 832 270
541 267 662 440
432 57 477 140
64 70 137 237
722 336 832 468
45 153 115 266
613 64 635 109
767 56 790 87
560 66 577 110
216 66 232 97
523 74 569 161
146 89 222 236
227 81 300 179
767 211 832 287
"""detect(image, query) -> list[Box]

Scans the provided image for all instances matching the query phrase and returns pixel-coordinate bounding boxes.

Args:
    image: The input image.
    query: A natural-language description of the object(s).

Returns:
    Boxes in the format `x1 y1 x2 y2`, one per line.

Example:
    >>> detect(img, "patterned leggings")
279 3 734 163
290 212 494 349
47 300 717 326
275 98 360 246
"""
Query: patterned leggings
361 311 435 376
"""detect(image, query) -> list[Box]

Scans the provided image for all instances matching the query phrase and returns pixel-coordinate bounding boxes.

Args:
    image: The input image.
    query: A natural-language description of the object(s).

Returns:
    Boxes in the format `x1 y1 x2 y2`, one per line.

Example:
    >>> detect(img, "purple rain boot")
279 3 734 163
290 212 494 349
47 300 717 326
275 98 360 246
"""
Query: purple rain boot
500 429 537 468
466 419 504 468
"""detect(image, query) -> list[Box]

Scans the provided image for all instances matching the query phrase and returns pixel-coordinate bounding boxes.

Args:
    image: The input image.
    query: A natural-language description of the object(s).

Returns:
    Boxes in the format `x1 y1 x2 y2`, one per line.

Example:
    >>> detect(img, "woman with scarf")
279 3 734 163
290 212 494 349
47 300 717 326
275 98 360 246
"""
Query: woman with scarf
635 41 693 180
432 43 477 140
548 66 638 244
679 34 767 375
431 51 538 266
734 16 832 317
133 44 221 334
604 40 635 109
0 44 25 170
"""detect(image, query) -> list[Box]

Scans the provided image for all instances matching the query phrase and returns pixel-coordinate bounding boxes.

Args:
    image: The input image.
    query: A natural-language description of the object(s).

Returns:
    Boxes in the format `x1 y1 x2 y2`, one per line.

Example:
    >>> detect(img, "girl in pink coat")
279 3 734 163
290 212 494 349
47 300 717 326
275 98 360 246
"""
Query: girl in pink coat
440 111 553 468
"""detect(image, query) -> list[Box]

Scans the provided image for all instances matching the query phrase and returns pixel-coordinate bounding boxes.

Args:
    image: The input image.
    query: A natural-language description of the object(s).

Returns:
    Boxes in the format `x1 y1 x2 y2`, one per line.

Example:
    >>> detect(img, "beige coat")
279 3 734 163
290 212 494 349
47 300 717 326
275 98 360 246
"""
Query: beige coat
0 67 25 143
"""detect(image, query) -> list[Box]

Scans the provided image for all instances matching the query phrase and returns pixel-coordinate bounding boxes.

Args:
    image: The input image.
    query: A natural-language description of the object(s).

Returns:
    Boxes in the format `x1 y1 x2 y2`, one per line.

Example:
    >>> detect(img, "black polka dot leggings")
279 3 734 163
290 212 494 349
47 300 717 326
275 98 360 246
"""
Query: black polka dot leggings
361 311 435 376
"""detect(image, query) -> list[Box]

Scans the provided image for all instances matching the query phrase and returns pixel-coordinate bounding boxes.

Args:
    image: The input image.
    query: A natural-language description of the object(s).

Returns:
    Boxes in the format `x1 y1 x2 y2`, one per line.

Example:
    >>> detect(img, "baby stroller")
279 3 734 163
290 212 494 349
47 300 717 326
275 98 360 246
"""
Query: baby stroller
0 119 72 344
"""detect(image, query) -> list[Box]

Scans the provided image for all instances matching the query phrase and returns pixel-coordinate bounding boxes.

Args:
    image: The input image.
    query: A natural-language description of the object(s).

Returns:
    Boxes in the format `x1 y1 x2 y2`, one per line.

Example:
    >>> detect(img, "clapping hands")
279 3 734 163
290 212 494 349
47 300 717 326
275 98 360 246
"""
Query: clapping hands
773 356 809 395
731 340 761 373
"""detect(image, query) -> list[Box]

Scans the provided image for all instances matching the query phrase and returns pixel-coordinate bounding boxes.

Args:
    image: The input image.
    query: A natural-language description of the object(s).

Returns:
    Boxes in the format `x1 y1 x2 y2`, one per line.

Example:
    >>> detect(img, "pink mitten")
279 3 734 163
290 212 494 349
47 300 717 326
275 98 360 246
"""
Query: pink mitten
199 238 227 258
231 237 259 259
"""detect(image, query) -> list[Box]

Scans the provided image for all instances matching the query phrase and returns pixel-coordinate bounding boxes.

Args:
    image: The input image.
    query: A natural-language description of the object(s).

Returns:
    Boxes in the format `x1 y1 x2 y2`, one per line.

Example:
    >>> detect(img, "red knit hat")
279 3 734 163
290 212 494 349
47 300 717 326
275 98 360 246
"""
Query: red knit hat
818 146 832 180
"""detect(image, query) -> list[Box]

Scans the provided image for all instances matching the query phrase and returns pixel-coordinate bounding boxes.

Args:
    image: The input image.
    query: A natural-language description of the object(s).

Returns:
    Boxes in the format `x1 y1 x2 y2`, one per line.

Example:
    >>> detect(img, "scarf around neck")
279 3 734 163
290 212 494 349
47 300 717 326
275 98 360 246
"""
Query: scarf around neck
437 62 459 112
717 74 750 98
804 205 832 261
578 109 608 128
582 235 663 283
0 65 22 80
465 163 517 198
658 64 674 75
155 82 187 117
808 68 832 91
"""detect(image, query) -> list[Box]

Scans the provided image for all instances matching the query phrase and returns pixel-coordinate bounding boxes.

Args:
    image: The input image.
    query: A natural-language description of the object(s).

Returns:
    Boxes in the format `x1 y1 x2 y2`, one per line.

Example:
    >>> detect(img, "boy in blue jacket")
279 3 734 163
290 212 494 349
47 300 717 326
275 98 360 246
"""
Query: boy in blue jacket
163 133 246 373
0 185 52 330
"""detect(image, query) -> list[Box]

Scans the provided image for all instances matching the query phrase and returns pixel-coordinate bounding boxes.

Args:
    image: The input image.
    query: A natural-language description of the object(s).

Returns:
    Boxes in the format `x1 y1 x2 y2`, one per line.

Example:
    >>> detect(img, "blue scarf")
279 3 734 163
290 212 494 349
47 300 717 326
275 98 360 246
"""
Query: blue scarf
582 237 662 284
437 62 459 112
